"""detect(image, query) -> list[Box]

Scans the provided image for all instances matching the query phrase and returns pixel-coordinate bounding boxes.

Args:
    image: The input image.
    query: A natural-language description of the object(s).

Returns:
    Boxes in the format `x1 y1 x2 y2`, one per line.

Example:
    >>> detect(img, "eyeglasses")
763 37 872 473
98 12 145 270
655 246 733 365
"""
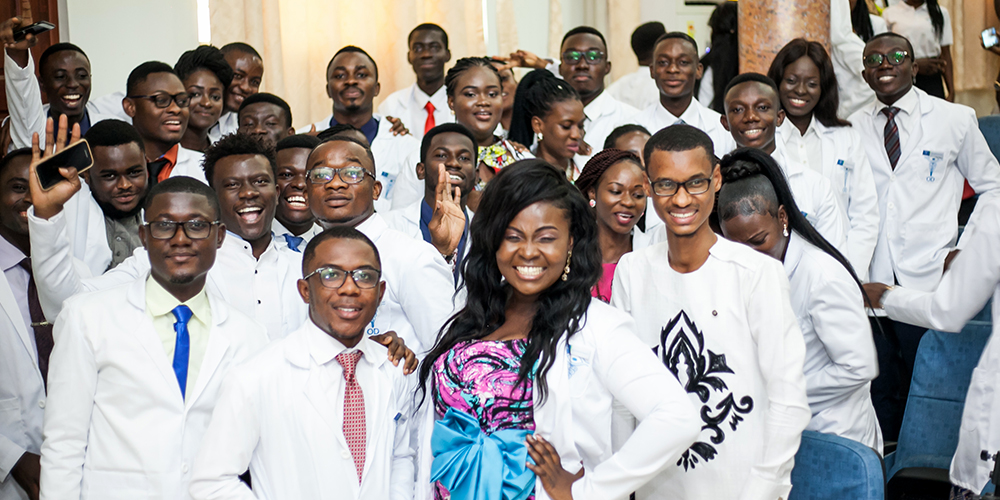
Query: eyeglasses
128 92 191 108
303 266 382 289
651 177 712 197
307 166 375 185
862 50 910 68
144 220 221 240
561 50 605 65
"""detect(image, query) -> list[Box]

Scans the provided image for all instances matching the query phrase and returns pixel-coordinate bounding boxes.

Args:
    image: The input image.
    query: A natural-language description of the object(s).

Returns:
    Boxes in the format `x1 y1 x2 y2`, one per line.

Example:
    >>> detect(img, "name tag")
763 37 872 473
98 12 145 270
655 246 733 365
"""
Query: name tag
837 159 851 192
922 150 944 182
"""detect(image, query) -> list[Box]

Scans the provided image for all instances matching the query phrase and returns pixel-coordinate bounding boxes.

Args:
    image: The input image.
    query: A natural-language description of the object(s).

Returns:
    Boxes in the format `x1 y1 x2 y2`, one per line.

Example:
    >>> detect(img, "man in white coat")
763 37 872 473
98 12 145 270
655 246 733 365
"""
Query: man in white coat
190 227 414 499
850 33 1000 441
38 177 269 500
377 24 454 141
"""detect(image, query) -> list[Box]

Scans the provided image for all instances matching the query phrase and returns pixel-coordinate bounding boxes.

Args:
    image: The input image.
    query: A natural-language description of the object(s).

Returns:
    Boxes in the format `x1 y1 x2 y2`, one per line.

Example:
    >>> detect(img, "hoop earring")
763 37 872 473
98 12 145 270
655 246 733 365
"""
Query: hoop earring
589 199 596 208
536 132 543 143
561 248 573 281
782 223 789 237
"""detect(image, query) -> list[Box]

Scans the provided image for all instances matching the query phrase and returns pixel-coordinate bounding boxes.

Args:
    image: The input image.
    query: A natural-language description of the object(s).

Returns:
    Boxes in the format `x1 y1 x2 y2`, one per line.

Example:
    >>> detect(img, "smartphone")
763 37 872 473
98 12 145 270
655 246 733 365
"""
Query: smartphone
13 21 55 41
983 27 999 49
35 139 93 191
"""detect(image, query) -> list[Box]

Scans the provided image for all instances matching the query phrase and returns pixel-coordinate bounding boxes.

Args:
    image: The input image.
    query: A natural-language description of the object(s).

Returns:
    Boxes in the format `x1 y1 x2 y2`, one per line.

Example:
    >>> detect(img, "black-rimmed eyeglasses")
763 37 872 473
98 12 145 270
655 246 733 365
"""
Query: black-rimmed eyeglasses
144 220 221 240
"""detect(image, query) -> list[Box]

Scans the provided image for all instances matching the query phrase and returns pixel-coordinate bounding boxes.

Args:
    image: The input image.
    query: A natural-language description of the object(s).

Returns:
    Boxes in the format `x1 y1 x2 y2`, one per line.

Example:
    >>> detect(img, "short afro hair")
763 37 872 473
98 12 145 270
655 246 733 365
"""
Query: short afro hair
654 32 699 56
238 92 292 128
420 123 478 164
561 26 607 51
201 133 278 188
604 124 651 150
327 46 378 81
275 134 321 153
631 22 666 62
301 226 382 276
126 61 178 97
0 148 32 176
409 23 449 50
723 72 779 103
315 135 376 172
220 42 262 60
143 175 221 221
643 123 716 170
84 119 145 153
174 45 234 89
866 32 916 62
39 43 88 75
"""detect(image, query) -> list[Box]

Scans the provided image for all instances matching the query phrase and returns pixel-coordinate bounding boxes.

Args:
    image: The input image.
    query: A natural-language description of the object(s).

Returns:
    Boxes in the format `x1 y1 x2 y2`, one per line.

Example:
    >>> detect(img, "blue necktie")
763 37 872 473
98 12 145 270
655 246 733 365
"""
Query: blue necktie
283 233 304 252
171 305 193 399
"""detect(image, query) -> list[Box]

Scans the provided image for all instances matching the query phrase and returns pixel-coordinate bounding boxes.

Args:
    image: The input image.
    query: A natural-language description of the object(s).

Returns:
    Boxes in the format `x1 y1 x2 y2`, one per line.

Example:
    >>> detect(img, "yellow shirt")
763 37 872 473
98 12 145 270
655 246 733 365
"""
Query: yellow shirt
145 276 212 397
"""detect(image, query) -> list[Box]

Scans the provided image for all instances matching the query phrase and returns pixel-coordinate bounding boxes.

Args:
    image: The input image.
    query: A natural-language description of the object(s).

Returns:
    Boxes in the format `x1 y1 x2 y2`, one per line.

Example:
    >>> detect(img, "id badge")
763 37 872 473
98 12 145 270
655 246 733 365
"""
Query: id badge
922 150 944 182
837 159 852 193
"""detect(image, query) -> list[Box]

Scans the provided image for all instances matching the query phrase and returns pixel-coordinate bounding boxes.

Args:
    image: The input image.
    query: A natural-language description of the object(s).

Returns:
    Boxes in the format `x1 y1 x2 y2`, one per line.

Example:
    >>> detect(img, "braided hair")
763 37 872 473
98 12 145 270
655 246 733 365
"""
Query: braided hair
508 69 581 146
575 148 642 196
444 56 502 98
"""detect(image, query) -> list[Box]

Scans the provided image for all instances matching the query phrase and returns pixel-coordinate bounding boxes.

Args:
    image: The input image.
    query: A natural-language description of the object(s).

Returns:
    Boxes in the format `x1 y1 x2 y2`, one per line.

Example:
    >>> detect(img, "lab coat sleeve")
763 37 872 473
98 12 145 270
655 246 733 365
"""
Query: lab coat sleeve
390 372 417 500
4 51 47 150
570 315 700 499
844 133 880 280
955 110 1000 249
804 269 879 407
38 304 98 500
188 366 260 500
884 200 1000 332
740 260 812 500
829 0 876 118
0 432 27 484
27 207 147 320
397 245 455 355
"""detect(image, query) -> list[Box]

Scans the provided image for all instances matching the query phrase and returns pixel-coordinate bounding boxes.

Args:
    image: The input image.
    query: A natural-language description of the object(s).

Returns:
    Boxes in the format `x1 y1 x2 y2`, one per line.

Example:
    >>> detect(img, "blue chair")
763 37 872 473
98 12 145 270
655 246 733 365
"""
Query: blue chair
789 430 884 500
979 116 1000 162
884 322 993 498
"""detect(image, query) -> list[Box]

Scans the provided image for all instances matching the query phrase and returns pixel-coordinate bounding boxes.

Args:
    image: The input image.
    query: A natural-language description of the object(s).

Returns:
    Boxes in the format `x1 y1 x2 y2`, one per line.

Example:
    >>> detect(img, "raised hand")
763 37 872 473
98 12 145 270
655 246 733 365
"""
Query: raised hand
28 115 83 220
427 163 466 257
1 0 39 67
525 434 583 500
386 116 410 136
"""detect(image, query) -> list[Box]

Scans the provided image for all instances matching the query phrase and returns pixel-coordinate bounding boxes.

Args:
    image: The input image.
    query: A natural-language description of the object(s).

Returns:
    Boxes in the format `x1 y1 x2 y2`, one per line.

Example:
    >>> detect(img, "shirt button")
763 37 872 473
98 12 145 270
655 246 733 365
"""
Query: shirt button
38 400 45 409
116 236 122 241
890 174 896 181
182 463 189 473
341 450 351 459
887 202 895 210
257 300 261 304
255 270 258 274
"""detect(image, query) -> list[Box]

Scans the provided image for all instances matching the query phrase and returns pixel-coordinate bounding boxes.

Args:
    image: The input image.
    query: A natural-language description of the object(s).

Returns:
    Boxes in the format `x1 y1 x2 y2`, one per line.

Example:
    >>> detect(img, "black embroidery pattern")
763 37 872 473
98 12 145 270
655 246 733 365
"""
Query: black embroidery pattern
659 310 754 471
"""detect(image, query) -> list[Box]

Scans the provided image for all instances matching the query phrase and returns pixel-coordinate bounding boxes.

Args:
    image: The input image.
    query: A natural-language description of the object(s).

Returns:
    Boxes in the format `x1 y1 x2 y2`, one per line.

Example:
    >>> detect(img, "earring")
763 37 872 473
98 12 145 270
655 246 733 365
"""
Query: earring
782 223 789 237
561 248 573 281
536 132 544 143
589 199 596 208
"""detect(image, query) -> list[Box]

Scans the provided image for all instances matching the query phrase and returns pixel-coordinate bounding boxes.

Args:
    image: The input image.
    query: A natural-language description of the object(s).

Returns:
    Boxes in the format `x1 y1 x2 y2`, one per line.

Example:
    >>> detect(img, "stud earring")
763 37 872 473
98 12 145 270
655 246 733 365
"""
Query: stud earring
536 132 544 143
561 248 573 281
782 223 789 237
589 199 596 208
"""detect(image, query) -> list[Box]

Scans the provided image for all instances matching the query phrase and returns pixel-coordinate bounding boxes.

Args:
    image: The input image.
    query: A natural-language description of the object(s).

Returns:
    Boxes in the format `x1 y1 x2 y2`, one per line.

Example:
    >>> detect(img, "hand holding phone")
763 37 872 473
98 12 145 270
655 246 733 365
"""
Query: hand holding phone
12 20 54 42
28 116 84 220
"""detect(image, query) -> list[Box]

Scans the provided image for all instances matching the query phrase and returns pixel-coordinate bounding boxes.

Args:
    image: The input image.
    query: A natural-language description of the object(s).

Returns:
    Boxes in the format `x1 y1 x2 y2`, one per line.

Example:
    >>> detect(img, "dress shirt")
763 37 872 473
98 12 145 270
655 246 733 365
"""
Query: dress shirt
165 146 209 185
577 91 638 164
189 320 415 500
146 276 212 398
883 2 953 58
871 86 918 151
0 237 30 342
377 83 453 140
104 212 143 269
208 111 239 144
271 219 324 252
611 237 811 500
633 97 736 156
607 66 660 111
87 91 131 122
781 119 824 178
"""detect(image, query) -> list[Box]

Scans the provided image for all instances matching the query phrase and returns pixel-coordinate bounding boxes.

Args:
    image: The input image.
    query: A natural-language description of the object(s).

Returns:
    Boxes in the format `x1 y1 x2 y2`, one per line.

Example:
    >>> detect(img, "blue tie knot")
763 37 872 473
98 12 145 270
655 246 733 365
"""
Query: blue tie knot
283 234 305 252
172 305 193 325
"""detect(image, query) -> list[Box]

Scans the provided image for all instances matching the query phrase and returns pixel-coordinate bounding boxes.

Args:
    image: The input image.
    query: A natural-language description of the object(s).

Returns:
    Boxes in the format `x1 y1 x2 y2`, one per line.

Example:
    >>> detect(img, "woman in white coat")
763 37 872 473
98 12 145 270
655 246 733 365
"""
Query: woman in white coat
864 198 1000 498
717 148 882 451
414 160 700 500
768 39 881 279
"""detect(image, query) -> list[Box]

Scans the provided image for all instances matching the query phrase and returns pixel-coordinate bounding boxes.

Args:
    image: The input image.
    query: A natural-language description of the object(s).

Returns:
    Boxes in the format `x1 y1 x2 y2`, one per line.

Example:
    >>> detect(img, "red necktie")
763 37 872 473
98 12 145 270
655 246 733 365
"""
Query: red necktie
19 258 53 388
337 351 366 483
424 101 436 135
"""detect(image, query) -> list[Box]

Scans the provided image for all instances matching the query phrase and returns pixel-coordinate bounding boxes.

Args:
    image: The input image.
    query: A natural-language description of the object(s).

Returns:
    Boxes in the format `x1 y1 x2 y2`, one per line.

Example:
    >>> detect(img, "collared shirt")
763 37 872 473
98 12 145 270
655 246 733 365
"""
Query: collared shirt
303 319 383 431
329 116 379 145
419 199 468 282
104 212 143 269
271 219 324 252
634 97 737 156
782 117 825 176
208 111 239 144
871 87 919 152
579 91 638 162
145 275 212 397
882 1 953 58
150 143 181 183
0 236 31 338
606 66 660 111
377 83 453 140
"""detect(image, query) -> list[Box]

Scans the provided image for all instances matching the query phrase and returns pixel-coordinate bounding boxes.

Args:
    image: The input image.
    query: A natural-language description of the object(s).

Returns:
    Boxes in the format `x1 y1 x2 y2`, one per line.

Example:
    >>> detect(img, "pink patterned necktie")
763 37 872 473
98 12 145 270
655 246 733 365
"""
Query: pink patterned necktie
337 351 366 483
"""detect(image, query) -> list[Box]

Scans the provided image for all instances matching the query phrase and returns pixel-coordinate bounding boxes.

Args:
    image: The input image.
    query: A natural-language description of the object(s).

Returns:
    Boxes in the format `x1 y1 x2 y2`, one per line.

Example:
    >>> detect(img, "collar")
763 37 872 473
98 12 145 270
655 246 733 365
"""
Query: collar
655 97 702 126
329 116 379 144
584 91 614 121
144 274 211 323
302 318 386 369
355 212 387 242
223 230 279 263
873 87 919 118
771 139 802 176
413 83 449 108
782 231 805 276
152 143 180 166
0 235 26 272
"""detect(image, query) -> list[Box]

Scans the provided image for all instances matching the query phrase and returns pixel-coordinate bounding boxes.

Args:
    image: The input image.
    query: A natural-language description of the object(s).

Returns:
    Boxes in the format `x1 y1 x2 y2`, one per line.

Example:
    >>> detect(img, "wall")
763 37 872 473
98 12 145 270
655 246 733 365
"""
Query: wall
64 0 199 99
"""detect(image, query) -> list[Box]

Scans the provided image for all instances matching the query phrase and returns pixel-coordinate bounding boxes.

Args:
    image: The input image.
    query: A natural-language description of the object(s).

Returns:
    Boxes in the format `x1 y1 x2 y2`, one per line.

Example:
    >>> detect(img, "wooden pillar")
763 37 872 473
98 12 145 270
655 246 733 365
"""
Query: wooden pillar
738 0 831 74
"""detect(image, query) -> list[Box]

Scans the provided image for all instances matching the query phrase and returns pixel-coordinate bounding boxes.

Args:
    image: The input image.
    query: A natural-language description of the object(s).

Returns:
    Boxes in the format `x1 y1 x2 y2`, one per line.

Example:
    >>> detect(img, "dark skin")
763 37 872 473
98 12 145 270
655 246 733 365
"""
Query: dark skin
238 102 294 147
447 65 505 194
415 132 477 255
408 29 451 97
306 141 382 229
84 142 149 217
274 147 316 236
647 147 723 273
531 100 585 174
612 131 650 165
558 33 611 106
123 72 190 162
182 69 225 152
651 38 703 119
586 160 647 264
719 205 791 262
862 36 917 106
902 0 954 101
210 154 277 260
223 50 264 113
721 81 785 154
326 51 381 129
490 60 517 132
0 154 32 255
778 56 823 136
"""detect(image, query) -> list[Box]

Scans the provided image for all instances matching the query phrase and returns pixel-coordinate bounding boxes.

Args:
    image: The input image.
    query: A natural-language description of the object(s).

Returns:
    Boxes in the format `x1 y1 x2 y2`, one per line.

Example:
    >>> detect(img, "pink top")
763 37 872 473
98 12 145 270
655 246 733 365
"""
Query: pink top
593 262 618 303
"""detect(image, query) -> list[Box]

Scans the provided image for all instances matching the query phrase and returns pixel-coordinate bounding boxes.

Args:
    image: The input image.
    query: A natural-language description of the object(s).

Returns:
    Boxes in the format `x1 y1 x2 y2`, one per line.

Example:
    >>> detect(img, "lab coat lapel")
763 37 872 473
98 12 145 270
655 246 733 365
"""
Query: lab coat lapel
0 269 35 366
185 290 231 409
125 277 182 392
899 90 931 164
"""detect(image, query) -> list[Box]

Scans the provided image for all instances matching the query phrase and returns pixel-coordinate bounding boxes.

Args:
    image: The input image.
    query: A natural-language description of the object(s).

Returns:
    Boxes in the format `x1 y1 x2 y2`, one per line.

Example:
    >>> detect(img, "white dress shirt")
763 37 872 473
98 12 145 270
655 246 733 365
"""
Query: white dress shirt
849 88 1000 291
771 140 850 254
611 237 811 500
576 91 638 164
170 147 209 185
882 198 1000 492
414 300 702 500
633 97 737 156
607 66 660 112
189 320 415 500
883 1 953 58
87 91 131 122
207 111 239 144
377 83 453 140
778 118 880 279
783 233 882 451
271 219 324 252
39 277 268 500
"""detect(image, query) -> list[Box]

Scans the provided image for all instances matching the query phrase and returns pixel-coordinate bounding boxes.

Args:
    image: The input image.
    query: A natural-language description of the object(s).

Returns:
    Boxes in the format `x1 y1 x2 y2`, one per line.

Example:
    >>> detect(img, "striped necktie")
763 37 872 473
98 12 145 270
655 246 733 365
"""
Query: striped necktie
881 106 901 170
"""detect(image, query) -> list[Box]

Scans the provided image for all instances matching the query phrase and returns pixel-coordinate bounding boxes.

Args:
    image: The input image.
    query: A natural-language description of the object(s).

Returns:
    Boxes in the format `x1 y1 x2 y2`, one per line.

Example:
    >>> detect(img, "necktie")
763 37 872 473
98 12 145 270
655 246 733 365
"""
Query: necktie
881 107 901 170
19 259 53 387
282 233 305 252
337 350 366 483
424 101 436 136
673 118 686 125
147 158 170 187
171 305 193 399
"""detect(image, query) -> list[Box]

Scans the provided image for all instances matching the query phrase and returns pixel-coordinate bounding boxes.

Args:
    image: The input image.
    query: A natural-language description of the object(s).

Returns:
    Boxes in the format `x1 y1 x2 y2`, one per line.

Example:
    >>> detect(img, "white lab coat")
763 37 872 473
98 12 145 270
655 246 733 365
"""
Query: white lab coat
771 141 850 254
0 271 45 500
883 198 1000 492
414 300 701 500
783 233 882 451
38 277 268 500
829 0 877 119
633 97 737 156
849 88 1000 291
309 114 421 214
189 321 415 500
777 118 881 279
606 66 660 112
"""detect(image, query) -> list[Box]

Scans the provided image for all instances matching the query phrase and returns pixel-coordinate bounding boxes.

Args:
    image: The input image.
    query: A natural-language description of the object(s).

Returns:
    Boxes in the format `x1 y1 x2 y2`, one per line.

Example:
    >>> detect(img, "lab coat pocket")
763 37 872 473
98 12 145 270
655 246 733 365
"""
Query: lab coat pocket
568 344 595 398
960 367 994 433
82 468 154 499
0 396 25 439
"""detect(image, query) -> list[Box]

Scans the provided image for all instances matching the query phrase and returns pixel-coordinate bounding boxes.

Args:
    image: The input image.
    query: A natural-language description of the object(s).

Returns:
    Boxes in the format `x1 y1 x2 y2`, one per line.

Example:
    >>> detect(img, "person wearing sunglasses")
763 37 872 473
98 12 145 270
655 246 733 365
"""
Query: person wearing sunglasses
123 61 206 186
191 227 417 500
847 32 1000 442
611 126 810 500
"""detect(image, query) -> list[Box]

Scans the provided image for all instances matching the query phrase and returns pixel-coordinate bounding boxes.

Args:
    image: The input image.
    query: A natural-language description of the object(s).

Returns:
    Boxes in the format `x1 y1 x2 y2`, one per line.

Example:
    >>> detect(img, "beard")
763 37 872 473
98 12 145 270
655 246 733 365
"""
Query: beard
93 189 147 220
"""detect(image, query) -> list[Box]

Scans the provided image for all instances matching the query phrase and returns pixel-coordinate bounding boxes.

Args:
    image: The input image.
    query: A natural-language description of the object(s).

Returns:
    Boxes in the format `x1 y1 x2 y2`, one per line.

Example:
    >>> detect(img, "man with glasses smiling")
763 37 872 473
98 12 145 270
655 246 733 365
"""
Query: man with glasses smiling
848 32 1000 441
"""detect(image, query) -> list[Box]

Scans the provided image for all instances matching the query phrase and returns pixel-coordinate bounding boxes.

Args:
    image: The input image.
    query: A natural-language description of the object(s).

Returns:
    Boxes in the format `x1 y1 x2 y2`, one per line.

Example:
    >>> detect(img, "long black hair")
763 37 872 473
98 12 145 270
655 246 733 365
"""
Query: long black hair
699 2 738 114
851 0 876 42
717 148 867 302
767 38 852 128
508 69 580 146
925 0 946 40
417 159 602 405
